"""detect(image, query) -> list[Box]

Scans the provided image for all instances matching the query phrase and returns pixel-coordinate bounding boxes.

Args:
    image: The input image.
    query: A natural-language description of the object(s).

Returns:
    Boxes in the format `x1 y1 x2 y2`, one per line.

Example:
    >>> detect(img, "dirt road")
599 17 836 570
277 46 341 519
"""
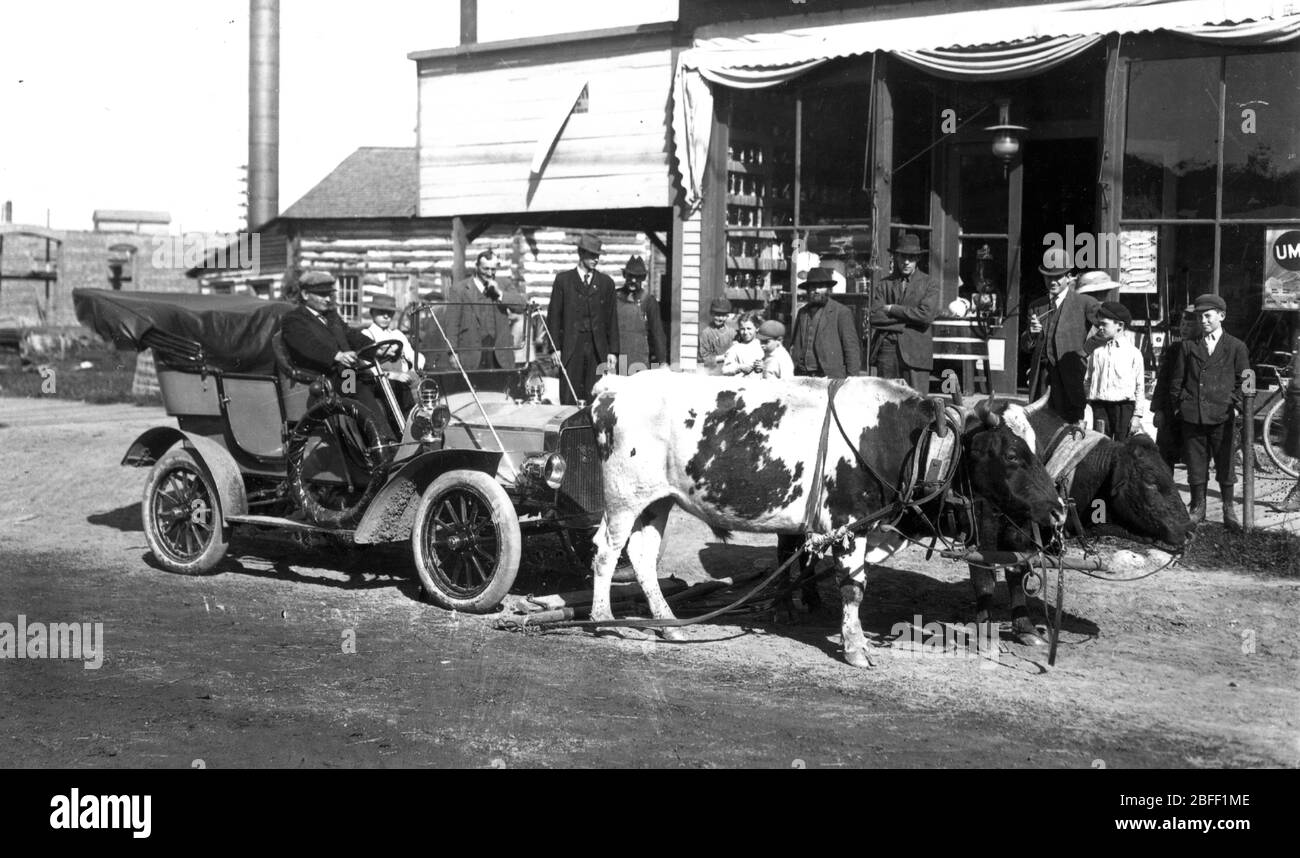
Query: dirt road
2 397 1297 768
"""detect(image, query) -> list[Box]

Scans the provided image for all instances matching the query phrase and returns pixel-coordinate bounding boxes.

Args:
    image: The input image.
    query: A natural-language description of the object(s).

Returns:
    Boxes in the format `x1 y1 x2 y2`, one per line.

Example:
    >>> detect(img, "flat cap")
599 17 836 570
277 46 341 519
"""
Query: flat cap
1192 293 1227 313
708 296 732 315
299 271 337 293
757 320 786 340
1097 300 1132 326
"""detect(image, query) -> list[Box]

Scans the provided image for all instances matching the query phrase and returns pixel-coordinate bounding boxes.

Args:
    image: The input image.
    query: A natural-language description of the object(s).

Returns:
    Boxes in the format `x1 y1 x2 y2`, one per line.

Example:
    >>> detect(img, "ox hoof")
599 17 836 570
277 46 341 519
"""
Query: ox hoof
843 648 875 669
659 627 687 643
1010 619 1048 647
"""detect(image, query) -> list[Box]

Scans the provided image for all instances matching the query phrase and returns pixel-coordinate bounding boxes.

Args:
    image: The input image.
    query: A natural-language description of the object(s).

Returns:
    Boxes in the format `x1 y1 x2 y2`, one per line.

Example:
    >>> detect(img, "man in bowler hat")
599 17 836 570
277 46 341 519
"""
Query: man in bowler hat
613 255 668 374
1164 293 1249 529
780 266 861 609
869 233 940 392
1020 247 1101 423
545 233 619 405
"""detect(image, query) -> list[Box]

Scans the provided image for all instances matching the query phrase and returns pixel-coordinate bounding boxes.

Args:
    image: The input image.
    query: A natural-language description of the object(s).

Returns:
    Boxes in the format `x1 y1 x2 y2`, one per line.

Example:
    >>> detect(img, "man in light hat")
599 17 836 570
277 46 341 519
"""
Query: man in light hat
279 270 396 439
698 295 736 371
613 255 667 374
545 232 619 404
1021 248 1101 423
789 267 862 380
1164 293 1249 528
869 232 940 391
445 250 526 372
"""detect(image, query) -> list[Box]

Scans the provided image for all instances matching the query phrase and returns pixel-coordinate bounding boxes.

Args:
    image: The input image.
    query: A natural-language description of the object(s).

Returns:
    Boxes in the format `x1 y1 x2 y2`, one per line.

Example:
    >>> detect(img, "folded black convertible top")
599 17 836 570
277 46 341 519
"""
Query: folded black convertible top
73 289 294 374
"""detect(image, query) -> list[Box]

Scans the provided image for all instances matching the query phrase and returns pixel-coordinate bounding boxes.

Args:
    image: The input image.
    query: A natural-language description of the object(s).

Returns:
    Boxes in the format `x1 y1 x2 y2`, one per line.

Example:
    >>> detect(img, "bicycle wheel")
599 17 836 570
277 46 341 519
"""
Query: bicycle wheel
1262 397 1300 479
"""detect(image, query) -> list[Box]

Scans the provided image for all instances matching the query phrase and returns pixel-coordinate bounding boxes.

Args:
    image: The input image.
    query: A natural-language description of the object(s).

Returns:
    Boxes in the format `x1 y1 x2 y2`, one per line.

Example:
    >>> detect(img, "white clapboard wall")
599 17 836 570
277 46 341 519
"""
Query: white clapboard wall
418 48 674 216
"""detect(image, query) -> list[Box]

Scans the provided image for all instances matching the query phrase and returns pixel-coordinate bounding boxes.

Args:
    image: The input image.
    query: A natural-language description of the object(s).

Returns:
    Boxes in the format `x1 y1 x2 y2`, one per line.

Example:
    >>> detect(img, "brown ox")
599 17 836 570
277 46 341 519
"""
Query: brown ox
587 370 1065 667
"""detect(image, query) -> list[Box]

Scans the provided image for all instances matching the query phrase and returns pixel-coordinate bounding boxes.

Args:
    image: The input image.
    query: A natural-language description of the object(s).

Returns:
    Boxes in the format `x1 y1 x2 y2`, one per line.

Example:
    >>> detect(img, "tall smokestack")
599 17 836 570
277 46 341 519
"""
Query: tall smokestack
248 0 280 232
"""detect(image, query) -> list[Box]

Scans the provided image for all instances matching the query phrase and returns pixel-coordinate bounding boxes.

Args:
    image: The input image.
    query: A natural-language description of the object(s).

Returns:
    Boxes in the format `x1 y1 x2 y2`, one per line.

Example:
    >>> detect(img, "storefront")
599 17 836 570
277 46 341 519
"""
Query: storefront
671 0 1300 389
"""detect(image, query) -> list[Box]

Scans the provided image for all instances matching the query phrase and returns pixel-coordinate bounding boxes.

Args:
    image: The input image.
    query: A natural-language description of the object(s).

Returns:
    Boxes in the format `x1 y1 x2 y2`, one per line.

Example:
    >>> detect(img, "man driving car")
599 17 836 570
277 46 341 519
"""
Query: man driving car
280 270 398 440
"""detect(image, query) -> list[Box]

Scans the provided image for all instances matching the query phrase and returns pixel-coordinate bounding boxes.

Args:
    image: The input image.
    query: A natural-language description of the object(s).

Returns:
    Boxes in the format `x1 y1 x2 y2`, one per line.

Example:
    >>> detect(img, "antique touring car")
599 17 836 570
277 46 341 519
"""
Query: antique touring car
73 288 605 613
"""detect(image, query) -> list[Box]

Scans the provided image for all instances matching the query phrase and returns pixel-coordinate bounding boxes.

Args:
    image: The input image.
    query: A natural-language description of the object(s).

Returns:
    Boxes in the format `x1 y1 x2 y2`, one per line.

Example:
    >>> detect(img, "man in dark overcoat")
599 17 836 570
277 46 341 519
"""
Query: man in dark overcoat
1165 293 1249 528
868 233 940 392
279 270 396 439
788 267 862 380
545 233 619 405
1020 247 1101 423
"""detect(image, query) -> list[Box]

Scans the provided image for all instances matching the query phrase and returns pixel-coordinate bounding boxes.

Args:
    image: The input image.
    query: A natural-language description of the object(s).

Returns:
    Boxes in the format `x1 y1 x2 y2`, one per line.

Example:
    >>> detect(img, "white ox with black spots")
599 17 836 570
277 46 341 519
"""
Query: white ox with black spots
587 369 1065 667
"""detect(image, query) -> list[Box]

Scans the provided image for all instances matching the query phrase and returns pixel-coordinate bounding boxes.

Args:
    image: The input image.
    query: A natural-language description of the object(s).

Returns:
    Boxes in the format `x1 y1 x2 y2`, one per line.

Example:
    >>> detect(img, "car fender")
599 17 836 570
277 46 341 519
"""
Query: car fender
353 448 503 544
122 426 248 518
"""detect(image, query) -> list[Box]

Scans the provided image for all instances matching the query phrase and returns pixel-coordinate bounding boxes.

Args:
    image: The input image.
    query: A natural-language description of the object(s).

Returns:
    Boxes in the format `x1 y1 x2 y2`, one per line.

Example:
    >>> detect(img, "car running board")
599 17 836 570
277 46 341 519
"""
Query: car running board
225 514 355 537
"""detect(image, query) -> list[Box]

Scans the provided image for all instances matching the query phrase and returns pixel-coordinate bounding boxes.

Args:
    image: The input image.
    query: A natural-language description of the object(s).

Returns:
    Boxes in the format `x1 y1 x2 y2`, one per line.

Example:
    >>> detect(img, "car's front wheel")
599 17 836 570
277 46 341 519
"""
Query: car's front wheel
411 470 521 613
142 448 230 575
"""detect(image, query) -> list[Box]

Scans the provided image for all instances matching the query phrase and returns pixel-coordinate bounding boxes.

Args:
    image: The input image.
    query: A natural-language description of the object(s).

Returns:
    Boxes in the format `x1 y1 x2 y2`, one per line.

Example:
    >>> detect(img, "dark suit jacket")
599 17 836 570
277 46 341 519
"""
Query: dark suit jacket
788 298 862 379
1021 288 1101 399
443 276 526 370
868 270 940 368
280 305 370 375
545 268 619 360
1166 332 1249 426
615 291 668 367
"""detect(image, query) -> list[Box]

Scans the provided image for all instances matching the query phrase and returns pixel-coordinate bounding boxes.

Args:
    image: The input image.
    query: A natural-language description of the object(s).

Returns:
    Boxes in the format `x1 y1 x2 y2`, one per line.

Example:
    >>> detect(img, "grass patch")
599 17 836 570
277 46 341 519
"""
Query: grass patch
0 346 160 406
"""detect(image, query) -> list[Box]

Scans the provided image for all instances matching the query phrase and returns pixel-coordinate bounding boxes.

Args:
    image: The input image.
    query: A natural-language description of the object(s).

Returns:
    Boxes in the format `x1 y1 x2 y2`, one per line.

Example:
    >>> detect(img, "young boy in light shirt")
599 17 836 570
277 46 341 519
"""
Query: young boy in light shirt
1084 301 1147 440
757 320 794 379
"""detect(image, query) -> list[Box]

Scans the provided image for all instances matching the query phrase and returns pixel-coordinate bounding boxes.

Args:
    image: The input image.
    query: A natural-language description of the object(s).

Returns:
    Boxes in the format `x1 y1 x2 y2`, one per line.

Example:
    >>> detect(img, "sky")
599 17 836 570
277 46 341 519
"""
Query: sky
0 0 678 234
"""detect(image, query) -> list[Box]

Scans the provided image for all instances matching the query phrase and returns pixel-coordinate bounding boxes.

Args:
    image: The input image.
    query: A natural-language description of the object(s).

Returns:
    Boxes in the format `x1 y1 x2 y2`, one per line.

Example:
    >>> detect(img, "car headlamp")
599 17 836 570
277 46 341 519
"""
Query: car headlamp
523 453 567 490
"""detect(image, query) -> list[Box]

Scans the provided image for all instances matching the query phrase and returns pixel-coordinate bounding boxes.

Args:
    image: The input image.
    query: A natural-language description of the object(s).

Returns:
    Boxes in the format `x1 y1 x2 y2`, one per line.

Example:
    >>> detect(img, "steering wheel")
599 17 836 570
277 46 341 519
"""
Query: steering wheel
356 340 405 368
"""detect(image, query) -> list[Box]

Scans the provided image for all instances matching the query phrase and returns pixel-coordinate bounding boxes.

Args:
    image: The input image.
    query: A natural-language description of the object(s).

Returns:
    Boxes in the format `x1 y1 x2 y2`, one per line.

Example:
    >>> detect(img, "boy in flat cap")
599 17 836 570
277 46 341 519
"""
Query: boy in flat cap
279 270 396 439
1164 293 1249 528
545 233 619 404
1084 300 1147 440
698 295 736 371
757 320 793 379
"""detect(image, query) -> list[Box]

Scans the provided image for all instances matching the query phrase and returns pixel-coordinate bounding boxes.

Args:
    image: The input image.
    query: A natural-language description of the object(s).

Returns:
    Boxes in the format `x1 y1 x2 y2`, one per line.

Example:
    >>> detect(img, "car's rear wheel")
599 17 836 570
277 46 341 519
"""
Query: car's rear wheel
142 448 230 575
412 470 521 613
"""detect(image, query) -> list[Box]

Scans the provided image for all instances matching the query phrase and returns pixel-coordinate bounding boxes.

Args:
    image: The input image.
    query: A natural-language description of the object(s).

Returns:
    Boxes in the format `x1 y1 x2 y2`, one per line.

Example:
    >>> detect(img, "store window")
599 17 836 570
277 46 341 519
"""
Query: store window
1121 48 1300 351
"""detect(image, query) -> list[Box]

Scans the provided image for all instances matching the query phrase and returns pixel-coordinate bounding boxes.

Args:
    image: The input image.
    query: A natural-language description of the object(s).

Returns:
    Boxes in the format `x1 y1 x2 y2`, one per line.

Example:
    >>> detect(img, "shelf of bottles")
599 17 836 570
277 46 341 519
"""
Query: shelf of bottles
724 120 796 301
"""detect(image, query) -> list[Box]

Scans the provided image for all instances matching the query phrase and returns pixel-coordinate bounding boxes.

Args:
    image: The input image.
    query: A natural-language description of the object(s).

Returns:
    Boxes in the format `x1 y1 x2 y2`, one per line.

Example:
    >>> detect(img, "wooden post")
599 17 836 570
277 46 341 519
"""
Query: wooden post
452 216 468 284
1242 369 1256 530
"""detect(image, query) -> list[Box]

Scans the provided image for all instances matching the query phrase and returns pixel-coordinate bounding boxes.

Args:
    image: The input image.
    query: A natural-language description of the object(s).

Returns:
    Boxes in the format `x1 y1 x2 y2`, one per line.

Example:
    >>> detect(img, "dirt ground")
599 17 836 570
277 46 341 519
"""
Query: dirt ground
2 397 1297 768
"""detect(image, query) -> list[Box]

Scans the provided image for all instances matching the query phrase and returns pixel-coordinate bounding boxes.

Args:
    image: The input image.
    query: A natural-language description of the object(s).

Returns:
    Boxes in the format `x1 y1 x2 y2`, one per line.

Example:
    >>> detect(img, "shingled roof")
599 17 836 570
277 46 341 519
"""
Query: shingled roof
281 147 418 220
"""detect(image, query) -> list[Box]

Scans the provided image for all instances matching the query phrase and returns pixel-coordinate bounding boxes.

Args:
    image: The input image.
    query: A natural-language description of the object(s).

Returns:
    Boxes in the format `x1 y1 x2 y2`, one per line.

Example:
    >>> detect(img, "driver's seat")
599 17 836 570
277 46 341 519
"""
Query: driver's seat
271 329 326 423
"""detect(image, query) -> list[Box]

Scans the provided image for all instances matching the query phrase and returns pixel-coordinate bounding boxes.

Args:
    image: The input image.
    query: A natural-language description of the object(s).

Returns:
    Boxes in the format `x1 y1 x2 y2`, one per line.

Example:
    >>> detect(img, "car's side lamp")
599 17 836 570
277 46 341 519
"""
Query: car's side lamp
412 378 450 445
523 453 566 490
525 363 546 403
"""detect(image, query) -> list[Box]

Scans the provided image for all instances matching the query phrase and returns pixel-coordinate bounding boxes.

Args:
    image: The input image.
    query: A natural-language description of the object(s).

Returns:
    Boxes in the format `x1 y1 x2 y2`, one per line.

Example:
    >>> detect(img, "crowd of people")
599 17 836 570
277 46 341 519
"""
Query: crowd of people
282 229 1272 527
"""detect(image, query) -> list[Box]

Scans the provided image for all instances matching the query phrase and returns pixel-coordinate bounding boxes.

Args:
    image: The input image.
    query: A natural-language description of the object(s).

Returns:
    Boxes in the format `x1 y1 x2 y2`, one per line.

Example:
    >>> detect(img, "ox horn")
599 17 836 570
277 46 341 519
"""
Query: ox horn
974 397 1001 428
1024 387 1051 415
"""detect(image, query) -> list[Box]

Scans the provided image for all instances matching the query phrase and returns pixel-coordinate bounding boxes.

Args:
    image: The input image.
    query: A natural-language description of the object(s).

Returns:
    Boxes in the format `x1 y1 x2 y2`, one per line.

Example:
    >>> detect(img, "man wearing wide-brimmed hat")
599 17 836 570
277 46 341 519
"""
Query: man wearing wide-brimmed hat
868 232 940 391
545 232 619 404
613 255 667 373
789 267 862 380
1020 247 1101 423
1163 293 1249 528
